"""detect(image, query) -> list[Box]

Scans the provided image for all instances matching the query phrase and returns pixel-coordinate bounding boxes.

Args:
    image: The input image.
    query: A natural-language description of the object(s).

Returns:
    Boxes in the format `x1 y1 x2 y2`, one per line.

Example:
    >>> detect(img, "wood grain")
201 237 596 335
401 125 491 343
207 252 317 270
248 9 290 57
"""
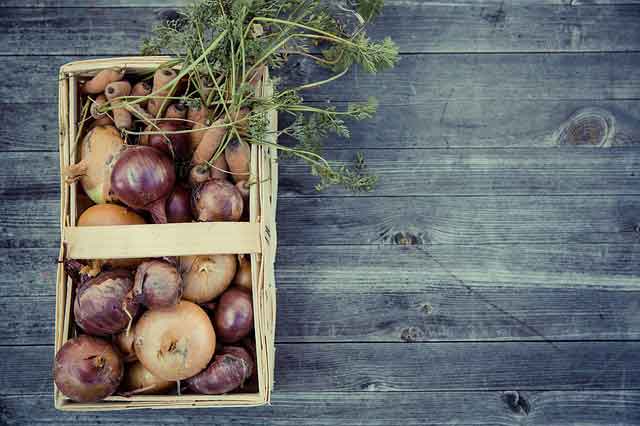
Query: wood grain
3 194 640 248
4 53 640 104
2 390 640 425
2 4 640 54
3 342 640 395
5 100 640 151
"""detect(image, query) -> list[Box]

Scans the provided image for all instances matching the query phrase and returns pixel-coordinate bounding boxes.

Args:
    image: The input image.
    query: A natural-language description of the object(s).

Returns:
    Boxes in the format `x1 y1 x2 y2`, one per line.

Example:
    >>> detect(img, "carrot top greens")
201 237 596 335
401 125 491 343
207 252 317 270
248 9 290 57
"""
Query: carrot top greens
122 0 398 191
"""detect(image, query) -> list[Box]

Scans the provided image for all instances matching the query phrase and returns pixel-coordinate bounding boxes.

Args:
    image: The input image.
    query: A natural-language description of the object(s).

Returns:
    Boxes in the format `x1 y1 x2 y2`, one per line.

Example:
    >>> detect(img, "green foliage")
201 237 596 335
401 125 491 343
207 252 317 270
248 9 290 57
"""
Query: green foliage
141 0 397 191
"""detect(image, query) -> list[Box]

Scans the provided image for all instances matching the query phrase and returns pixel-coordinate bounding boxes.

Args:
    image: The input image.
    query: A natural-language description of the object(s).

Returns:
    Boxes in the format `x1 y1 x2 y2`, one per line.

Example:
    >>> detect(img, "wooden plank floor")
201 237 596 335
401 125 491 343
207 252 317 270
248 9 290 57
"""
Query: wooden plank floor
1 1 640 424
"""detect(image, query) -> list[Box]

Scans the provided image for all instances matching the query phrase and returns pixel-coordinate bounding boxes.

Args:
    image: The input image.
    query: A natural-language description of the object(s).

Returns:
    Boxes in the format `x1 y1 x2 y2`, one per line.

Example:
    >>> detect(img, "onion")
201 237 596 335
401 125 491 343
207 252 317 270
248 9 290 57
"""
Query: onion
233 255 252 292
78 204 146 226
114 330 137 363
74 270 139 336
236 180 250 221
214 288 254 343
78 204 147 270
54 335 123 402
166 185 193 223
134 301 216 380
64 125 125 204
121 362 173 395
186 346 254 395
139 121 190 161
188 164 212 187
179 255 236 303
133 260 182 309
110 146 176 224
192 179 243 222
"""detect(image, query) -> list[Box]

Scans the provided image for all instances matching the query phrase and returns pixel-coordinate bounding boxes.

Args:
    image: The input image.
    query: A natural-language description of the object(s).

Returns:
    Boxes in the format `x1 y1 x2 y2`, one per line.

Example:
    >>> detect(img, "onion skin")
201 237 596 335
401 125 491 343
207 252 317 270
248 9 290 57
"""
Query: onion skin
233 255 252 292
74 270 139 336
133 260 182 309
64 125 124 204
121 362 173 395
166 185 193 223
110 146 176 224
54 335 123 402
186 346 254 395
214 288 254 343
139 121 191 161
179 255 236 303
114 330 137 363
192 179 243 222
134 301 216 381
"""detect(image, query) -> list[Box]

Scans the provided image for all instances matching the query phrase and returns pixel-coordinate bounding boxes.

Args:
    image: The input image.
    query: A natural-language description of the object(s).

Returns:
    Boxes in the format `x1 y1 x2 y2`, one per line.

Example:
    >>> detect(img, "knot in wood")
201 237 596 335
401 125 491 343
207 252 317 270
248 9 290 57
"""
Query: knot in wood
554 108 615 147
502 391 530 416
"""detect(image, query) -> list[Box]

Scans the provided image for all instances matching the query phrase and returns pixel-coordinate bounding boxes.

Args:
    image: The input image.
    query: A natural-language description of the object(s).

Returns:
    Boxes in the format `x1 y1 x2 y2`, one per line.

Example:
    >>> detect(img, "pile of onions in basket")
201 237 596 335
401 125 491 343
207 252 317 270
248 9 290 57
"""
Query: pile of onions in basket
55 68 257 402
55 254 255 401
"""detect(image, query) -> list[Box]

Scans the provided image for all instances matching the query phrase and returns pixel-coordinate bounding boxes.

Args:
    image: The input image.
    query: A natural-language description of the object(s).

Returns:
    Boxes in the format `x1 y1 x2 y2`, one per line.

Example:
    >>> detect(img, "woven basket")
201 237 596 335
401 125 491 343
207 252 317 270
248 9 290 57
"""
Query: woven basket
55 57 277 411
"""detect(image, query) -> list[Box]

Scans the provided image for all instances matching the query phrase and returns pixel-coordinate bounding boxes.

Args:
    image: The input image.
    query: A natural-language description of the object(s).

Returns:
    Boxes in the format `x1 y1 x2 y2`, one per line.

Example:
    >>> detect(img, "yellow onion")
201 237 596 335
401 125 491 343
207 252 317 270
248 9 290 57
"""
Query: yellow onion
121 362 173 395
179 255 236 303
134 301 216 381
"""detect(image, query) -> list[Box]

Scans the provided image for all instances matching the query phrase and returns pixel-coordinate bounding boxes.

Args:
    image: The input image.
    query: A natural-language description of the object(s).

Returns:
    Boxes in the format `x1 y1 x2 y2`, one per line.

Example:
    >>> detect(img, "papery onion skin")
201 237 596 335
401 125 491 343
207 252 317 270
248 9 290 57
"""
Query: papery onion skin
140 121 191 161
233 255 252 292
134 301 216 381
214 288 254 343
179 255 236 303
186 346 254 395
191 179 243 222
74 270 139 336
114 330 137 363
166 185 193 223
78 204 146 226
110 146 176 224
65 125 124 204
121 361 173 395
54 335 123 402
133 260 182 309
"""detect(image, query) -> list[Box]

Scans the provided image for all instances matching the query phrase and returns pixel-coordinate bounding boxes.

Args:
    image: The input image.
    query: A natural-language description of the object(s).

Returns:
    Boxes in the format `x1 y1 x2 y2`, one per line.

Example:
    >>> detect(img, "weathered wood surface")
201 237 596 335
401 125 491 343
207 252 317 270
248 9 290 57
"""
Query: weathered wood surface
2 343 640 395
3 391 640 426
2 4 640 54
2 1 640 424
4 52 640 104
5 100 640 151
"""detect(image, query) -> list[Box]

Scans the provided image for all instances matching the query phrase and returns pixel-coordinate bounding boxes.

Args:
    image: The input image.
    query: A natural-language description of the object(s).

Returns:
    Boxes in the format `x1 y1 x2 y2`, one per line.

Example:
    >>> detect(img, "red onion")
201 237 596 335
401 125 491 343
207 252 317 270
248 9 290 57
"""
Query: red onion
214 288 254 343
166 185 193 223
192 179 243 222
133 260 182 309
54 335 123 402
74 270 139 336
110 146 176 224
186 346 254 395
140 121 191 161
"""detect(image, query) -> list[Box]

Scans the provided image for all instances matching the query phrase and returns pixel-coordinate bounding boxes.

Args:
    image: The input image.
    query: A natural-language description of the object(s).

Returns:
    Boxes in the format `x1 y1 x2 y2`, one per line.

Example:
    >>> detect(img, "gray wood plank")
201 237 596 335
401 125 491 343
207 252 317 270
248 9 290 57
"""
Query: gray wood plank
2 194 640 247
4 264 640 344
2 391 640 426
6 100 640 151
3 244 639 298
4 53 640 105
3 342 639 395
4 149 640 199
2 4 640 55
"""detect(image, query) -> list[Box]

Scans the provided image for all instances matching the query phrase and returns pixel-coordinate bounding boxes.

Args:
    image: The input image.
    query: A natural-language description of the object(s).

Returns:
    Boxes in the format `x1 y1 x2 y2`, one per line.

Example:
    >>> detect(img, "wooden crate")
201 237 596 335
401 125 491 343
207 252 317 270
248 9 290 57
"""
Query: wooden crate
56 57 277 411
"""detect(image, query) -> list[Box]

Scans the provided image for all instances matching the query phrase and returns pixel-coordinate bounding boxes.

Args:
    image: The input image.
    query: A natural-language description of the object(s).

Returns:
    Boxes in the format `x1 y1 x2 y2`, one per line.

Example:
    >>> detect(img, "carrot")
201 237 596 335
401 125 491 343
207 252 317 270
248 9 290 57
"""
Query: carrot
188 104 210 153
81 68 124 94
224 138 251 182
188 156 229 186
192 119 226 165
105 81 133 130
131 81 152 107
148 68 178 117
165 103 187 120
210 155 229 180
228 107 250 138
90 95 112 126
188 104 208 124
